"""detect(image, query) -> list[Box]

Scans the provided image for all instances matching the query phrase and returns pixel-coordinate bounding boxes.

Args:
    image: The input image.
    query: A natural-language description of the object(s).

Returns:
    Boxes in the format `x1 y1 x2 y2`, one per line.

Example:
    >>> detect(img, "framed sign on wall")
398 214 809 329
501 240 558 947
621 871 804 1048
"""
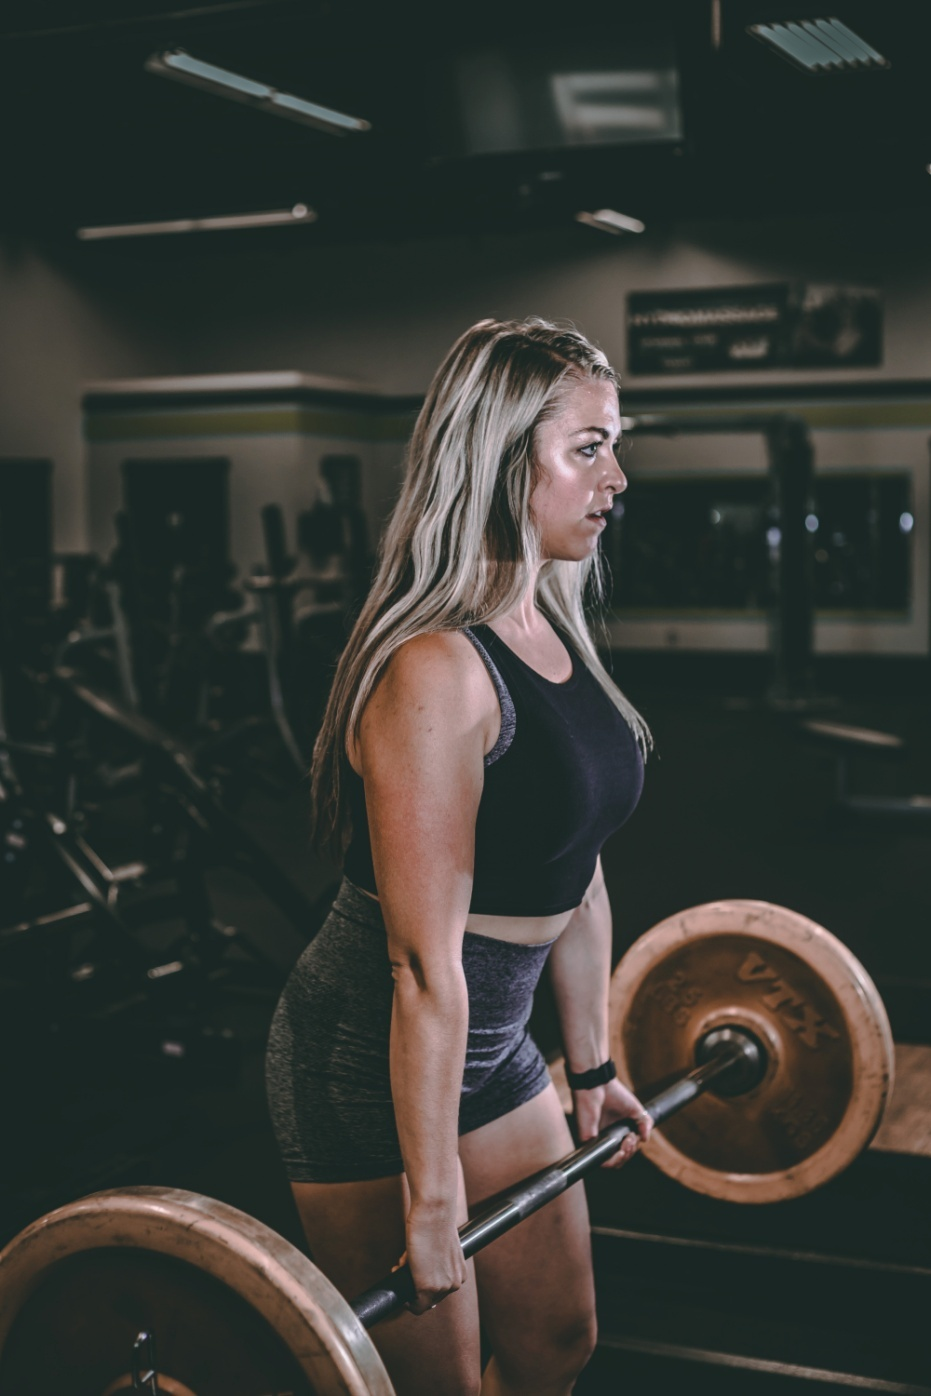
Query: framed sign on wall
627 283 882 375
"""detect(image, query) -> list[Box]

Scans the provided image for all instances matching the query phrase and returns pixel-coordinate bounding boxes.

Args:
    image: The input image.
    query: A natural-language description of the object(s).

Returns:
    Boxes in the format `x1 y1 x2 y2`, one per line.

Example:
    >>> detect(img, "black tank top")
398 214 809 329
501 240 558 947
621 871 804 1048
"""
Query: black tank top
342 622 644 916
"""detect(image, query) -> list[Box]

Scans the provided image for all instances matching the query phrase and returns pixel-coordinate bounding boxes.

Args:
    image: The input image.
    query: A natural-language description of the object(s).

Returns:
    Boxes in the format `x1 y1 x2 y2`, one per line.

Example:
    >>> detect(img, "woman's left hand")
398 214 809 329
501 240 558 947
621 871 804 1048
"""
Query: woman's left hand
573 1077 653 1169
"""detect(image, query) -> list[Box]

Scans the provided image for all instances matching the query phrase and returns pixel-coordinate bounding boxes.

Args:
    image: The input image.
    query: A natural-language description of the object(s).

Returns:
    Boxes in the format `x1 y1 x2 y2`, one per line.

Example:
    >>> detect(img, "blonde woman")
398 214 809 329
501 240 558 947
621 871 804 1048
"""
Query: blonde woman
266 318 653 1396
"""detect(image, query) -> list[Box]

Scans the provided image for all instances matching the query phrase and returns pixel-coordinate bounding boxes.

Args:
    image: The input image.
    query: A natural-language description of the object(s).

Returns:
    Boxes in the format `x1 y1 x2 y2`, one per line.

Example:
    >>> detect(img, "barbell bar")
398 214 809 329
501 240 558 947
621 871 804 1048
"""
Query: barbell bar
352 1028 763 1327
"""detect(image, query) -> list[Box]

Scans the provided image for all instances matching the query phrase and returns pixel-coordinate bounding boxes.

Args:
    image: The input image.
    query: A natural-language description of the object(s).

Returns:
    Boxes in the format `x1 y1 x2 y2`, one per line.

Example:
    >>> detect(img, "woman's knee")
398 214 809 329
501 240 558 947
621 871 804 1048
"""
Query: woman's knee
495 1309 597 1389
548 1310 598 1375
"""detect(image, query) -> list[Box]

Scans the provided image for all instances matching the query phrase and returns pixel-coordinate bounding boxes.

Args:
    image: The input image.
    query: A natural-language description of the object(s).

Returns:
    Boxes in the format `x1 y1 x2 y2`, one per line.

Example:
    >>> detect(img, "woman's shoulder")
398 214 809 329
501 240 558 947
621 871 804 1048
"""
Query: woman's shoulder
350 632 496 773
377 630 498 711
353 630 499 772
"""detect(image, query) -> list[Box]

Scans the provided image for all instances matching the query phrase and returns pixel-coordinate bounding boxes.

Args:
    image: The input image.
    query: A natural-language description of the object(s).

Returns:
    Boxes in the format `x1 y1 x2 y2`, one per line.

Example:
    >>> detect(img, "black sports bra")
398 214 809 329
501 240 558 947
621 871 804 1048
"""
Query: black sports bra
342 623 644 916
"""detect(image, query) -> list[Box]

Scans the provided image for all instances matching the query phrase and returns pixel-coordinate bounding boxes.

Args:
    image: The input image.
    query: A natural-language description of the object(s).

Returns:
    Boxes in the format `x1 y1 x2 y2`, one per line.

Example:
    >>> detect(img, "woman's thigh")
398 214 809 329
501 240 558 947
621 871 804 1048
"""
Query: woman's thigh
458 1085 597 1384
291 1168 481 1396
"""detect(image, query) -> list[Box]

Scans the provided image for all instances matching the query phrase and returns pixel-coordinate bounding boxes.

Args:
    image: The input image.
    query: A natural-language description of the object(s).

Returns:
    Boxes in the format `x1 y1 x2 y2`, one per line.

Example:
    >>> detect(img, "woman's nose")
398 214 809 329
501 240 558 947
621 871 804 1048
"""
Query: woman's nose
607 455 627 495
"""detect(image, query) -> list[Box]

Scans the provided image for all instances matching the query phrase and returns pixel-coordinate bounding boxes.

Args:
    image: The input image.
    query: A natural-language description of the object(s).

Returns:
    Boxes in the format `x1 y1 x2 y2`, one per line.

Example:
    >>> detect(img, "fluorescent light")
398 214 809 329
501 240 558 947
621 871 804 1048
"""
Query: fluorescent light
159 50 272 99
824 18 886 65
805 20 856 62
575 209 646 235
748 19 889 72
269 91 366 134
145 48 371 135
788 21 840 65
77 204 317 241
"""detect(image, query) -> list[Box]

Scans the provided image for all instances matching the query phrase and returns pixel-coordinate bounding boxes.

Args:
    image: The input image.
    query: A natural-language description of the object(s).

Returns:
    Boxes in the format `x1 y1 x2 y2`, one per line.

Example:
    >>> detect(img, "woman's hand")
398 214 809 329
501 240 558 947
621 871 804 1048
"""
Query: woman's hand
400 1200 468 1315
573 1077 653 1169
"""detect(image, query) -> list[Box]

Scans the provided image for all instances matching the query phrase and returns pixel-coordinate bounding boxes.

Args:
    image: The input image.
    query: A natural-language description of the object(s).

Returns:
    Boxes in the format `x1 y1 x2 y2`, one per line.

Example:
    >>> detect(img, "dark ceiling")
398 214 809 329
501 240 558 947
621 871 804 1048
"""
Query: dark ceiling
1 0 929 248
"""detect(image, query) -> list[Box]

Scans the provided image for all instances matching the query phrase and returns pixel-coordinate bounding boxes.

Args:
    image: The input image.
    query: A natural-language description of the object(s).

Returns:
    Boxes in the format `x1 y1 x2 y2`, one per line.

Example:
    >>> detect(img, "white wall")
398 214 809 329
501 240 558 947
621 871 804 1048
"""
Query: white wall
0 242 173 551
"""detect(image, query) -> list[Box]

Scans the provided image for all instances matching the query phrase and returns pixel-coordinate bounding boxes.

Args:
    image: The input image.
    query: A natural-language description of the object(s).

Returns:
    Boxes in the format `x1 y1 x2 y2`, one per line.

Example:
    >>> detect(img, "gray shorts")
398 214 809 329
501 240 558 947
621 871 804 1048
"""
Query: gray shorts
265 877 554 1182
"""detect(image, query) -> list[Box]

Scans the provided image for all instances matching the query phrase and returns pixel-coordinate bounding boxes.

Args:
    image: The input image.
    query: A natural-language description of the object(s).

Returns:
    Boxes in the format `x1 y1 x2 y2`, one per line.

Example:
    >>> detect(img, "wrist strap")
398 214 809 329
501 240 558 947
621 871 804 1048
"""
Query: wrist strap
565 1058 617 1091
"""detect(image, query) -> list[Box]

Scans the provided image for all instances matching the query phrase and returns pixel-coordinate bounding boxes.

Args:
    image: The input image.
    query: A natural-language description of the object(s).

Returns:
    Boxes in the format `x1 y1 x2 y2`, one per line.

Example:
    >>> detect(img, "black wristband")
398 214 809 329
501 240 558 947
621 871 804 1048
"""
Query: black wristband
565 1058 617 1091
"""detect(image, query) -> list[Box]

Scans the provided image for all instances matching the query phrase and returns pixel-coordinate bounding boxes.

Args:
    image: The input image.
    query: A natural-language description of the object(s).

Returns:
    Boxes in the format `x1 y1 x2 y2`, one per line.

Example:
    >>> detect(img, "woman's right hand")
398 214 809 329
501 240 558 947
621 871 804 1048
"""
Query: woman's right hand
401 1201 468 1315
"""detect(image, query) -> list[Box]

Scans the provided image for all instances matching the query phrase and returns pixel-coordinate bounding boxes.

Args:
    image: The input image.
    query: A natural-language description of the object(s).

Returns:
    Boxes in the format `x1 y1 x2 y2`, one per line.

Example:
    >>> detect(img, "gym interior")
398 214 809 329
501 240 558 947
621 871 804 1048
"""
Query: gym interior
0 2 929 1392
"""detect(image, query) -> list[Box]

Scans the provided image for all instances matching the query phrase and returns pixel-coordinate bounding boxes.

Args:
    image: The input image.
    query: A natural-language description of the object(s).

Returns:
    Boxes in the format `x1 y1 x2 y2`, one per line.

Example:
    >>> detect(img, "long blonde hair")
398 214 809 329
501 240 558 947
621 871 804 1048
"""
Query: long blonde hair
311 317 653 859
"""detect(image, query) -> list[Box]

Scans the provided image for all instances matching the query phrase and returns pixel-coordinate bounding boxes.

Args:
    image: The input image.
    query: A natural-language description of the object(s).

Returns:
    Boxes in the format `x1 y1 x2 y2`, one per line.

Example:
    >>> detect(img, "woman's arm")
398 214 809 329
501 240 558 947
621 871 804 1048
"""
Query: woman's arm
357 632 495 1312
547 857 652 1164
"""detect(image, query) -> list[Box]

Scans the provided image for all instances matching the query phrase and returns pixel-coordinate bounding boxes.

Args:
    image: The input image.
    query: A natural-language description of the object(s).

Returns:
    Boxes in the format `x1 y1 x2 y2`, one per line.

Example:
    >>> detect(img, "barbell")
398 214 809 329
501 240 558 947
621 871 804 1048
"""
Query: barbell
0 900 895 1396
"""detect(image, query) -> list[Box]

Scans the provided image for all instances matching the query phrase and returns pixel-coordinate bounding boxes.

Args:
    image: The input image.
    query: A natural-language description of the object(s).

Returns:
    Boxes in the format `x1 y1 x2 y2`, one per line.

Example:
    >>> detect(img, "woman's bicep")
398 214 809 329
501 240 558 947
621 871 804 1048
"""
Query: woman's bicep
357 635 488 968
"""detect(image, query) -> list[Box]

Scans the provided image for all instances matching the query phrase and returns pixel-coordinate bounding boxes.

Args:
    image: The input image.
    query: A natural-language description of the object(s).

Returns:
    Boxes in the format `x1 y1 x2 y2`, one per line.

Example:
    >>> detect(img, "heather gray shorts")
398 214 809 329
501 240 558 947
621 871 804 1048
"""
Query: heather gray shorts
265 877 554 1182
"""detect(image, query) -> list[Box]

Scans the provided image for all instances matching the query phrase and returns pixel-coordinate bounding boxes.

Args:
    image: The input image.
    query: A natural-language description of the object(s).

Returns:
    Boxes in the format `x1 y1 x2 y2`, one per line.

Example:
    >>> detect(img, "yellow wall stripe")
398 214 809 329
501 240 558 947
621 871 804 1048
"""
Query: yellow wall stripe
628 400 931 430
85 393 931 443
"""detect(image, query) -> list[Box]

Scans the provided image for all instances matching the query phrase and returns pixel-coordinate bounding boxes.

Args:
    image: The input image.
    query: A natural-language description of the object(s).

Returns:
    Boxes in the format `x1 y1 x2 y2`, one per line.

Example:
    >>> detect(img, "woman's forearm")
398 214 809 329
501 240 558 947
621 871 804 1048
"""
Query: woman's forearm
389 959 469 1212
548 869 613 1073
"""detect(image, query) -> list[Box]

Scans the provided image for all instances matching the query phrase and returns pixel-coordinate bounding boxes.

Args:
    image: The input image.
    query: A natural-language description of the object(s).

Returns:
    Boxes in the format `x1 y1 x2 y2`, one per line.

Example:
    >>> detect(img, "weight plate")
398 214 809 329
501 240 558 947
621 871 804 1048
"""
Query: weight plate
609 901 894 1203
0 1187 395 1396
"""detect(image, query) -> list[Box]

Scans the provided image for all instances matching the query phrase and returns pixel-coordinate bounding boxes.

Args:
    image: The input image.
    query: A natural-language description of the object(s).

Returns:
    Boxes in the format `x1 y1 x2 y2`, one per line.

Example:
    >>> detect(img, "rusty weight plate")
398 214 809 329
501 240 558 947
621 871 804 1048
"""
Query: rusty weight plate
0 1187 395 1396
609 901 895 1203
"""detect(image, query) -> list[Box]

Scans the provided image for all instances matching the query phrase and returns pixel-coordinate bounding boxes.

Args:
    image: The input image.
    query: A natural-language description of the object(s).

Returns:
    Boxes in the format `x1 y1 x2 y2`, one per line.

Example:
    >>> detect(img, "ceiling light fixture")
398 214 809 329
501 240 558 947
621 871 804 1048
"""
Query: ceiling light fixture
747 19 889 73
145 49 371 135
77 204 317 241
575 209 646 235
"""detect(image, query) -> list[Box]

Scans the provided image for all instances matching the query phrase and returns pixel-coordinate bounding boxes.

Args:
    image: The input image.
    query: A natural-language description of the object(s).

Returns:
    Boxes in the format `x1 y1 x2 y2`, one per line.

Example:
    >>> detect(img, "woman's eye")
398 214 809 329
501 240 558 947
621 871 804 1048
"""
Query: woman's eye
580 443 599 459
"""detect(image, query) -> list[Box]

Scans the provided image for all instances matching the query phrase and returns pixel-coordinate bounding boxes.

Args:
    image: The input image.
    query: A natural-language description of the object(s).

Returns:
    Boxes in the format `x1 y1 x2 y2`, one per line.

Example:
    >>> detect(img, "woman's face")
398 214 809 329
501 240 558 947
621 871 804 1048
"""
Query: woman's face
530 376 626 562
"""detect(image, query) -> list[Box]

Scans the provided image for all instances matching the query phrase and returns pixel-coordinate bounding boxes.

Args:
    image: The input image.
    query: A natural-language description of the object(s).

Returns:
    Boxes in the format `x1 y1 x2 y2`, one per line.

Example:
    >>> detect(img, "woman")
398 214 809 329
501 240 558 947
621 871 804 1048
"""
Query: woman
266 318 654 1396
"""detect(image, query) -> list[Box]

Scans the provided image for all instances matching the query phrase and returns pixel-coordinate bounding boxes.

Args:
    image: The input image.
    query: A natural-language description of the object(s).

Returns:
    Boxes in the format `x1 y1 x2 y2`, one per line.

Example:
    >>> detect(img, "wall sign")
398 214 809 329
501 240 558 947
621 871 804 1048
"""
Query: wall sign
627 283 882 374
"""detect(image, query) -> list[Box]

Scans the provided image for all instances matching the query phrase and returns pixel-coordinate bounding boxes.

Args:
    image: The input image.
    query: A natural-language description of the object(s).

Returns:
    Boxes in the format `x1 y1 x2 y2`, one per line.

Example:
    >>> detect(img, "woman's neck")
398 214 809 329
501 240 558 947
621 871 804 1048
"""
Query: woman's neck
495 572 544 635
